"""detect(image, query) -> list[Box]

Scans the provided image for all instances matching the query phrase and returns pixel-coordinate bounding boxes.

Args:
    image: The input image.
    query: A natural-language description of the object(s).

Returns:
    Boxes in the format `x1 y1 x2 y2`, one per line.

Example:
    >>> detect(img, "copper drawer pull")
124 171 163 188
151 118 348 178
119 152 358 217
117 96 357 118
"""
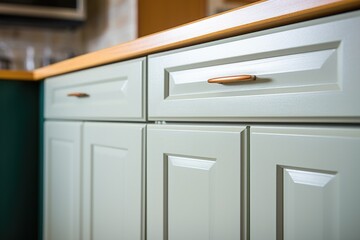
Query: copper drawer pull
208 75 256 84
67 92 89 98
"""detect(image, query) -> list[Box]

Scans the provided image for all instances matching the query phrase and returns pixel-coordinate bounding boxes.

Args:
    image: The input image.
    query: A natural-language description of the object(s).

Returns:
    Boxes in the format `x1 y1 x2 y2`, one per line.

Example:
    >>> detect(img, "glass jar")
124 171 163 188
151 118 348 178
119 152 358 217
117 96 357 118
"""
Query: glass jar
0 42 13 70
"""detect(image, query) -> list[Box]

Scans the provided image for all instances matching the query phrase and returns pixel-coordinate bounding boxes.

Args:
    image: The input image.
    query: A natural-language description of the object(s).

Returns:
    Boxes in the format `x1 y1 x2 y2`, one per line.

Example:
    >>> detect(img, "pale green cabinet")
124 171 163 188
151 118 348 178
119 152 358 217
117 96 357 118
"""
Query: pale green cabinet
44 121 145 240
82 122 145 240
44 57 147 240
44 121 82 240
44 58 146 121
42 9 360 240
148 11 360 122
250 126 360 240
147 124 247 240
146 11 360 240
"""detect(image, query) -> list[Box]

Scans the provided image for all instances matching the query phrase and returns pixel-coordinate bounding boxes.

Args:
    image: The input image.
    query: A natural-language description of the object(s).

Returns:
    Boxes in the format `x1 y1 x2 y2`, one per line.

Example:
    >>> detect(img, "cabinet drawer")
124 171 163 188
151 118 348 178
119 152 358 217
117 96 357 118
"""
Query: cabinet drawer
45 58 146 121
148 12 360 122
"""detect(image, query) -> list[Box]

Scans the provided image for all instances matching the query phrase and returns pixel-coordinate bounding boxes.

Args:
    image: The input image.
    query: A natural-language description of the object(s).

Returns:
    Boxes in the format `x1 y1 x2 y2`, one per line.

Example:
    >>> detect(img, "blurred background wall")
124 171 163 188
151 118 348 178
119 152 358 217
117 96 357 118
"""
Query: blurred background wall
0 0 137 70
0 0 259 71
82 0 137 52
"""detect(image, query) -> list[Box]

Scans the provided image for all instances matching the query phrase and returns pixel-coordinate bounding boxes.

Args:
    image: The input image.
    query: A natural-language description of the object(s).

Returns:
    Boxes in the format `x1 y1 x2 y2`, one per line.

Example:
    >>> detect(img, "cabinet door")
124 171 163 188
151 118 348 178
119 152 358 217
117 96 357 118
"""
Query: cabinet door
44 121 82 240
250 126 360 240
82 122 145 240
147 125 248 240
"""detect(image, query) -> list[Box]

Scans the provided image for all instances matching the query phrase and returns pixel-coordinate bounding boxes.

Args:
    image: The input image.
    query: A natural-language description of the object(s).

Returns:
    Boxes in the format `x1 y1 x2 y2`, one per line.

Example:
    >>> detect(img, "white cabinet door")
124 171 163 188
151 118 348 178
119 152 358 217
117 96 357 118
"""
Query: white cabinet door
147 124 248 240
44 121 82 240
82 122 146 240
250 126 360 240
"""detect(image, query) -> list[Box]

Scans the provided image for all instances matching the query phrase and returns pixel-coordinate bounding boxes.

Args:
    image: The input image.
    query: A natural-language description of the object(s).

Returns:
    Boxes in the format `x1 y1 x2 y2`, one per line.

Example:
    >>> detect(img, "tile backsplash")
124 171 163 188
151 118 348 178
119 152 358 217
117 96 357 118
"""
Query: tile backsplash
0 27 82 70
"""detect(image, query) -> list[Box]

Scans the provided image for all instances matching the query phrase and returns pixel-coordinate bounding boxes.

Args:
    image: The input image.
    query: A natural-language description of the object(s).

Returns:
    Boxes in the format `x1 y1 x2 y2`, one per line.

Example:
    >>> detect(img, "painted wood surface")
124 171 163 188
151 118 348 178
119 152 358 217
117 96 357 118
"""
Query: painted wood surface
251 126 360 240
148 11 360 122
147 124 247 240
43 121 82 240
82 122 145 240
44 58 146 121
0 80 40 239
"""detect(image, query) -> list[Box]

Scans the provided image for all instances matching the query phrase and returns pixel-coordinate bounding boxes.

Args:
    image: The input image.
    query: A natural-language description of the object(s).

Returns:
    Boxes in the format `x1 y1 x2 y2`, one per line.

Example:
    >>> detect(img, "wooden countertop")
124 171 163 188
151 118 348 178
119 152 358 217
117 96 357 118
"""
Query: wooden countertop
1 0 360 81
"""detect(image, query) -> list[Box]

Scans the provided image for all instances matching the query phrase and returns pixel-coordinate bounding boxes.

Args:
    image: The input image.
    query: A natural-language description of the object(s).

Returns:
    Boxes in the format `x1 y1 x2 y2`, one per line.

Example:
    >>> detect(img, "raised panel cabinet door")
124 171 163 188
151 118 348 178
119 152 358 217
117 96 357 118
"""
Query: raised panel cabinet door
43 121 82 240
147 124 248 240
82 122 146 240
250 126 360 240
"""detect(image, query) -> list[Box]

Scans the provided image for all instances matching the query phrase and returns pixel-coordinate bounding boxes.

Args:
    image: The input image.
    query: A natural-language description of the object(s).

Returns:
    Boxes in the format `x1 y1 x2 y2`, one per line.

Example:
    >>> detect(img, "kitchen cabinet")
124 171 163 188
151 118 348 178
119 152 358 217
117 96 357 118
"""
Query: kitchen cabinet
82 122 145 240
43 58 146 240
0 80 40 240
41 8 360 240
250 126 360 240
147 10 360 240
44 121 82 240
147 124 247 240
44 121 145 240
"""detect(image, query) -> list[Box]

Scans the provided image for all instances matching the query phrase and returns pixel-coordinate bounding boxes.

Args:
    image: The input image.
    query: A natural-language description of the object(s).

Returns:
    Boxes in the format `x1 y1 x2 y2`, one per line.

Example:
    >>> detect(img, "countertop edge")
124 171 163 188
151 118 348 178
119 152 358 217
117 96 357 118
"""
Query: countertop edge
0 70 36 81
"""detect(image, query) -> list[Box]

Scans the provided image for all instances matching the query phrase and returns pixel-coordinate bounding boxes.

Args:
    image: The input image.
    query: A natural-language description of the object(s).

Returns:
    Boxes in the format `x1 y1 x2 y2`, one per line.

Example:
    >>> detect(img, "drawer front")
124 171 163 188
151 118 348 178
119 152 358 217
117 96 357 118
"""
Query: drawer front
45 58 146 121
148 12 360 122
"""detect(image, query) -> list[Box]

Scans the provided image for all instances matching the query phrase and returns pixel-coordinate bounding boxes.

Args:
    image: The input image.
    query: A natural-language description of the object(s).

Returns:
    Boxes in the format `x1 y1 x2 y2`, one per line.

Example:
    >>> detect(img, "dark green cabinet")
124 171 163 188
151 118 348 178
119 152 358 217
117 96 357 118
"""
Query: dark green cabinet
0 80 40 240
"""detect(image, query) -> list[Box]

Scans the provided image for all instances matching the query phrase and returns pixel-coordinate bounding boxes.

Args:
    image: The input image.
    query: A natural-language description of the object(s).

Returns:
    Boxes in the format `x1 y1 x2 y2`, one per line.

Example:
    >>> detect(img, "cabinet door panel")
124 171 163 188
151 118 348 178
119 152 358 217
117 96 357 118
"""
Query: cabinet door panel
167 155 216 240
147 125 247 240
44 121 82 240
250 126 360 240
82 123 145 240
283 168 339 240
